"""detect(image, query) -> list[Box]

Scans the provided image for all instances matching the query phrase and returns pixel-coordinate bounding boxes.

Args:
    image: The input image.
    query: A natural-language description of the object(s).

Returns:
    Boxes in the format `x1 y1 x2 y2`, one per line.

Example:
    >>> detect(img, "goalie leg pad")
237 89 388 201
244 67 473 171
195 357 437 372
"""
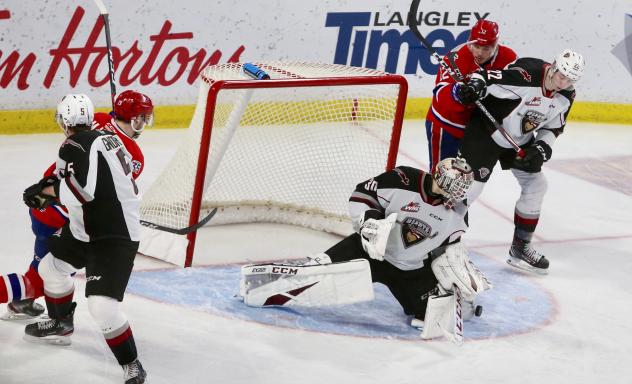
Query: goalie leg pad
419 291 455 340
431 243 492 300
420 285 464 345
240 259 374 307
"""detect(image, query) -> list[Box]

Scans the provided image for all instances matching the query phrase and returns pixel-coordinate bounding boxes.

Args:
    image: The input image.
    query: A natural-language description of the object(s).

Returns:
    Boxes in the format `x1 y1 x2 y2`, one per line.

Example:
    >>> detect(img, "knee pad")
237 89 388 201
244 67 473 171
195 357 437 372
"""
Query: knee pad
88 295 128 333
513 171 548 214
38 255 75 295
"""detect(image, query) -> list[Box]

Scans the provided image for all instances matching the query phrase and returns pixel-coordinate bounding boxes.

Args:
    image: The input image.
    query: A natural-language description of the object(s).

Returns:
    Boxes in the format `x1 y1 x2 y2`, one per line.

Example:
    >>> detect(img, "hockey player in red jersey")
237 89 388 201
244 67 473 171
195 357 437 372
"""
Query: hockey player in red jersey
425 19 517 171
0 90 153 320
455 49 585 274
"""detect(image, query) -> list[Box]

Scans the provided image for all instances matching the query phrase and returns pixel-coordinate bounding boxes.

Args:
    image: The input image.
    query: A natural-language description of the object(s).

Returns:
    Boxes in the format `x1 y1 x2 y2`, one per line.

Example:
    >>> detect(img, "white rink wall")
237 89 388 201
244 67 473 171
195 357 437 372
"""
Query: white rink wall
0 0 631 109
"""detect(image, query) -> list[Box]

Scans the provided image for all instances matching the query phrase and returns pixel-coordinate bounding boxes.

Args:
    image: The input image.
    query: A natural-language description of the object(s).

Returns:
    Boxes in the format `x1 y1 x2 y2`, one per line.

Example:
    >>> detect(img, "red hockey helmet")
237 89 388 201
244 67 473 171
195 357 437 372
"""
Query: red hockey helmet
113 90 154 138
469 19 499 46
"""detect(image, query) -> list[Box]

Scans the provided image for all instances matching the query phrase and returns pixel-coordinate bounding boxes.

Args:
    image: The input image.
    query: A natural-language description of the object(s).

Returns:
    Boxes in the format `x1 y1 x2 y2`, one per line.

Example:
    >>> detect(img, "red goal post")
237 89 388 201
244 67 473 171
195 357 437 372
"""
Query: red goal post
139 62 408 267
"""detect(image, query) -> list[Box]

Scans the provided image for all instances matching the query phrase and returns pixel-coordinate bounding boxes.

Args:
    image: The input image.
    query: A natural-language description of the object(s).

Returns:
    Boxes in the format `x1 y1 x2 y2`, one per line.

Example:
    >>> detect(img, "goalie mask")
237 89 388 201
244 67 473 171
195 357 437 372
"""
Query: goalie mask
55 94 94 137
433 157 474 209
114 90 154 139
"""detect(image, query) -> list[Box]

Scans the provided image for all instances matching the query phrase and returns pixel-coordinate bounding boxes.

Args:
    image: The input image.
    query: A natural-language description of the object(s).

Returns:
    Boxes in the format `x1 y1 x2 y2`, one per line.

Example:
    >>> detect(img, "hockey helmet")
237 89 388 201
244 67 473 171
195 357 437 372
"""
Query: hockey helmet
55 94 94 136
552 49 585 82
433 157 474 209
469 19 499 46
113 90 154 138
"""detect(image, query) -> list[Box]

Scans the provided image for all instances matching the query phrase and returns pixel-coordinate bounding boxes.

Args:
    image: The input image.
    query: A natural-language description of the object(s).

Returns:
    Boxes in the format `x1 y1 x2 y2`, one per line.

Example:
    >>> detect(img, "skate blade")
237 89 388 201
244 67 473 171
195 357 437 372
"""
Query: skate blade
23 333 72 346
506 257 549 275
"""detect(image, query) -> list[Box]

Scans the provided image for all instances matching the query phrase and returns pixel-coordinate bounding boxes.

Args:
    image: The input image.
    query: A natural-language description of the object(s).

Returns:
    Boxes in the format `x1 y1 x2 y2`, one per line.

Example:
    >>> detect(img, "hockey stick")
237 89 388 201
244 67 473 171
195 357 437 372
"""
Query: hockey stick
407 0 525 157
92 0 117 110
140 208 218 235
449 284 465 345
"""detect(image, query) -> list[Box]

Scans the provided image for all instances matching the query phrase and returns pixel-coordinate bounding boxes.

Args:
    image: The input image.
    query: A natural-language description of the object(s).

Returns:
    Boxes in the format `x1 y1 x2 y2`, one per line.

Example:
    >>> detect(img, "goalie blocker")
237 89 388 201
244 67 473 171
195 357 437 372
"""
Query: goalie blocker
240 258 373 307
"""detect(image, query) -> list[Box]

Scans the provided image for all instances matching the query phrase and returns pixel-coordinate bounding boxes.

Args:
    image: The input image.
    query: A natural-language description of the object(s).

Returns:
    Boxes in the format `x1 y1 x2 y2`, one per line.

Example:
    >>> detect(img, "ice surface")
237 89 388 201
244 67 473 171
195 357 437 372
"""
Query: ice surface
1 121 631 383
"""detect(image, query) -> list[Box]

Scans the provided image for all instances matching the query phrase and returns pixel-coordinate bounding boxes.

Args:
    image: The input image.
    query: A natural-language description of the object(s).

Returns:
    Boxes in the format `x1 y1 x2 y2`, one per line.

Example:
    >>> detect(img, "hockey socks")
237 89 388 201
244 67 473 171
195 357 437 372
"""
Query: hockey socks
105 323 138 366
0 273 35 303
44 289 75 319
513 209 539 242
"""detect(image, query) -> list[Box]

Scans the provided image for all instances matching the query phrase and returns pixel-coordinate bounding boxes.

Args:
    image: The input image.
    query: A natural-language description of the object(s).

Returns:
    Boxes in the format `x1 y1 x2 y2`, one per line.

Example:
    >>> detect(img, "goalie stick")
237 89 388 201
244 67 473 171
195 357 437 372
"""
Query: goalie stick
140 208 218 235
448 284 465 345
92 0 117 110
407 0 525 157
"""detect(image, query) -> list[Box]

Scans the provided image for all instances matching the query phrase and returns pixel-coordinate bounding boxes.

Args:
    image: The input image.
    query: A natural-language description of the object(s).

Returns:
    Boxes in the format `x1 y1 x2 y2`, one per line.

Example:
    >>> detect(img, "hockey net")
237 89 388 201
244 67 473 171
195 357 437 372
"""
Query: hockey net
139 62 407 266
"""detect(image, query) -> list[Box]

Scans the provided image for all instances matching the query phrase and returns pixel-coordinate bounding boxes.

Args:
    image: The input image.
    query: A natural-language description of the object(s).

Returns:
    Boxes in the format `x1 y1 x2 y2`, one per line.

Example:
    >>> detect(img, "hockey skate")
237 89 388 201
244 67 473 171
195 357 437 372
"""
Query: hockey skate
507 239 549 275
23 302 75 346
1 299 45 321
123 359 147 384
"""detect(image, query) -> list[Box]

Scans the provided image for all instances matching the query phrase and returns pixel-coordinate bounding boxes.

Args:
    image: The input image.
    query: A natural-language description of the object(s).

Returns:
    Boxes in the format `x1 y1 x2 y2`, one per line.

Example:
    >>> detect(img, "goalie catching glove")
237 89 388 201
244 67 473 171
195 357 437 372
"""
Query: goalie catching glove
359 212 397 261
23 176 59 209
431 243 492 300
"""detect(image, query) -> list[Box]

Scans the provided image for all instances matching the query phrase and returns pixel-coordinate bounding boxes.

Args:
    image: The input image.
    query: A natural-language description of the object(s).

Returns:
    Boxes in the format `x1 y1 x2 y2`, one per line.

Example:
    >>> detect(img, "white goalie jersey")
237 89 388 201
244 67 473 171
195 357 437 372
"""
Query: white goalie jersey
349 166 469 271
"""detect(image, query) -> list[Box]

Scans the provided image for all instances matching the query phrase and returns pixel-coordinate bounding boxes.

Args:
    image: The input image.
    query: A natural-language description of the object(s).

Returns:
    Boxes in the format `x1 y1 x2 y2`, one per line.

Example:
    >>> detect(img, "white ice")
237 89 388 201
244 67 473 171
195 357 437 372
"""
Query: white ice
1 120 631 383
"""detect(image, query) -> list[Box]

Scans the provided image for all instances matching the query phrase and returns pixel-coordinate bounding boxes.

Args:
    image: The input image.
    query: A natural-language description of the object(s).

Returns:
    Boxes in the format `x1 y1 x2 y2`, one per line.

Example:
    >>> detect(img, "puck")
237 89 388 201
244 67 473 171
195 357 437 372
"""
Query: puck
474 305 483 317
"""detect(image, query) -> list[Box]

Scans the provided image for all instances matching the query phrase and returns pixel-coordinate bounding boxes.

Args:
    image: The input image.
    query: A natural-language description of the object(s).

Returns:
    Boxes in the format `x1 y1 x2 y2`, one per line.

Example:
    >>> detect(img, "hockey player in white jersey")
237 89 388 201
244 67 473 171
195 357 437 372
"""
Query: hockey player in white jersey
241 158 492 340
21 94 146 383
455 49 585 274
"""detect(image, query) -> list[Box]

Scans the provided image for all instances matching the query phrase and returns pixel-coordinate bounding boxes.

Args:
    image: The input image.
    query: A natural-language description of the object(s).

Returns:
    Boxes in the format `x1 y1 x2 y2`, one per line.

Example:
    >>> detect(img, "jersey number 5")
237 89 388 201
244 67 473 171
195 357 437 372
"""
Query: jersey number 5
115 149 139 195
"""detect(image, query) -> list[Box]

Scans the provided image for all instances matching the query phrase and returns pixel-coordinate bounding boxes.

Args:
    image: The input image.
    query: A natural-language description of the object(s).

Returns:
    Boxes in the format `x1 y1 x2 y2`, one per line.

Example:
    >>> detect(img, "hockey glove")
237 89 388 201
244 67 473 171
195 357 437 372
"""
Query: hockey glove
451 73 487 104
431 243 492 301
512 141 552 173
23 176 59 209
359 213 397 261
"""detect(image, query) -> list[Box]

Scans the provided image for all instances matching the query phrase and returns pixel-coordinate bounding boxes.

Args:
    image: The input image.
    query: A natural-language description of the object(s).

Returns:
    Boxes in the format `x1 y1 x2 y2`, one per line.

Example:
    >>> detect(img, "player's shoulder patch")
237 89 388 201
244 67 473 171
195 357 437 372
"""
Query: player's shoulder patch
506 58 547 86
391 166 422 188
369 167 421 194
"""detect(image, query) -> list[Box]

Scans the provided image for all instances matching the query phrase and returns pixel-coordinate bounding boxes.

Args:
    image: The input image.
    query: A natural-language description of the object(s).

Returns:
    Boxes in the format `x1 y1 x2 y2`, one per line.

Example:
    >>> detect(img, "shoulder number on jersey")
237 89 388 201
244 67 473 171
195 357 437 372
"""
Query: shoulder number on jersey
487 70 502 80
364 179 378 192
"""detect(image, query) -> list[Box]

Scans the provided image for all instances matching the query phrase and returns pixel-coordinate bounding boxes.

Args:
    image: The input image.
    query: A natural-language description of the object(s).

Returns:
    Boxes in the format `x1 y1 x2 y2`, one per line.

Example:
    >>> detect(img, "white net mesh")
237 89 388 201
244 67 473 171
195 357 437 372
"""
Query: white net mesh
139 62 406 265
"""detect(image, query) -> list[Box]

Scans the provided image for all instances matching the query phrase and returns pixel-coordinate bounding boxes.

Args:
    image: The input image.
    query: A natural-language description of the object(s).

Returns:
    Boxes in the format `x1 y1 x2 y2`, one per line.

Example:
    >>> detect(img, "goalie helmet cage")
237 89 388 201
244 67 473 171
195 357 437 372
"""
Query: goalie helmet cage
139 62 408 267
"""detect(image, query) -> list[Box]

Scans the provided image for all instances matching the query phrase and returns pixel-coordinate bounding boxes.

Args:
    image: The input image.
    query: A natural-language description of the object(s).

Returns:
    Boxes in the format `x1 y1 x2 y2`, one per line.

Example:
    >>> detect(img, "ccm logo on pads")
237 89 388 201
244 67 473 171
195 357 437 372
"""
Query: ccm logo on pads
271 267 298 275
86 275 102 281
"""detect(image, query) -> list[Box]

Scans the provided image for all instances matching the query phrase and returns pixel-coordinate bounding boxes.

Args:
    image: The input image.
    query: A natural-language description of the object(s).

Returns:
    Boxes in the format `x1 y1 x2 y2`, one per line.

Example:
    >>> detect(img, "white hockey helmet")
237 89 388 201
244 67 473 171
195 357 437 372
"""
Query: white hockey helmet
433 157 474 209
553 49 585 82
55 94 94 136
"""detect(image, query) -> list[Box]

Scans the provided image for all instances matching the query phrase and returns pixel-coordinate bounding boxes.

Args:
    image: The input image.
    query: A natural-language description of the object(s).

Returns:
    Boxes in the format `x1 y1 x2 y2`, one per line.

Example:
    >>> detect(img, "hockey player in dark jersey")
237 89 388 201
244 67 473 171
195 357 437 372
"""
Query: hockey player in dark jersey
0 90 152 321
241 158 492 338
454 49 585 274
21 94 147 384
